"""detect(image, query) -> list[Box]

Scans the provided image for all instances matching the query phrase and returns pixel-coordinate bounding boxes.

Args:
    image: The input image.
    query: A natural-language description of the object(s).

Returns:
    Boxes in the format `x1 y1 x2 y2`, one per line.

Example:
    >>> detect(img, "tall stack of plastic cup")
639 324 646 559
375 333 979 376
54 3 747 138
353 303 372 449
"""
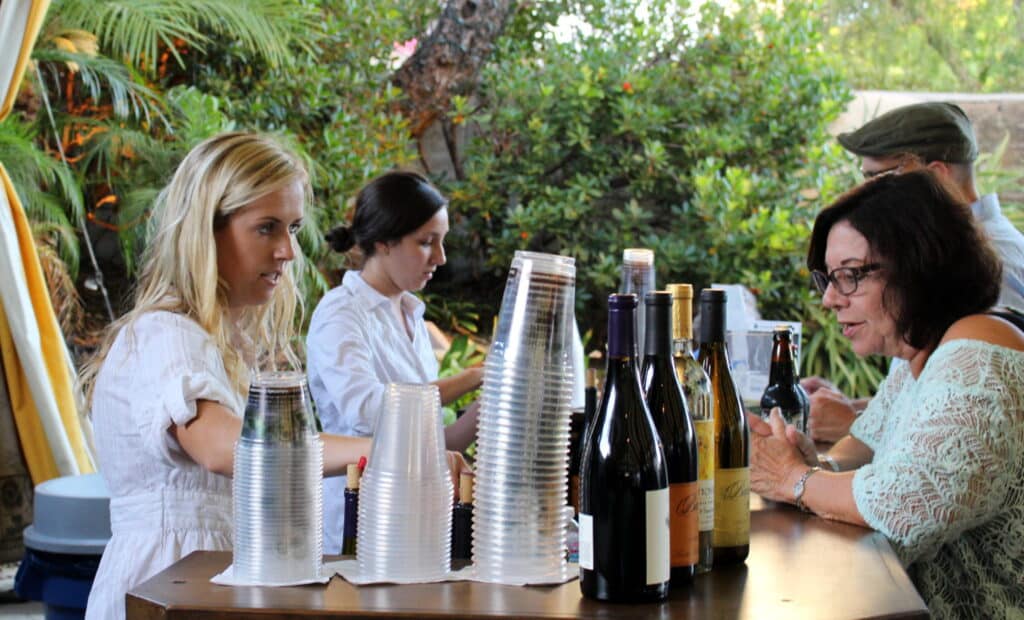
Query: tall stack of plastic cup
357 383 453 581
233 371 323 583
473 250 577 583
620 248 656 358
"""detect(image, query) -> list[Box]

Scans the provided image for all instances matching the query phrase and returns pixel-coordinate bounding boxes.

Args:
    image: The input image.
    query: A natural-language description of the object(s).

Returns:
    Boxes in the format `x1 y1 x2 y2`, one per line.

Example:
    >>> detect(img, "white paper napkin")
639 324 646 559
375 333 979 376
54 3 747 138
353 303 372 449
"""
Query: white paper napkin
211 563 331 587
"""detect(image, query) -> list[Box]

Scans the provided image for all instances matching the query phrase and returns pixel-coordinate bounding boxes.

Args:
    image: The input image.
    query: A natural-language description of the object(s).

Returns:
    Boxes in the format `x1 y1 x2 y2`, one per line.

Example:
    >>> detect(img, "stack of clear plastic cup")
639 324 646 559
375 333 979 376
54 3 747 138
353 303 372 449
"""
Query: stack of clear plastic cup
473 250 577 583
620 248 656 358
357 383 453 581
233 371 323 583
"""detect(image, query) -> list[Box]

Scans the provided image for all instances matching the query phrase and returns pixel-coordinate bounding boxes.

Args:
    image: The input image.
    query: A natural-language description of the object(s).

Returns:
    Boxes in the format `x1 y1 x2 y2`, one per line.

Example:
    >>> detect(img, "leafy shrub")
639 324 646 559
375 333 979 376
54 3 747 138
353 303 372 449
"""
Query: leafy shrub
437 1 855 363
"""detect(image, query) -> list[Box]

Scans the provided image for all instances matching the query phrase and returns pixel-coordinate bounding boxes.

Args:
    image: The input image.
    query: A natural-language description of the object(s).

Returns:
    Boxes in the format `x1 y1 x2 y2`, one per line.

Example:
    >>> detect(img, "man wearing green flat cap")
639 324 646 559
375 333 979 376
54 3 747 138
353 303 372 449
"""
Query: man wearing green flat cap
801 102 1024 443
836 101 1024 311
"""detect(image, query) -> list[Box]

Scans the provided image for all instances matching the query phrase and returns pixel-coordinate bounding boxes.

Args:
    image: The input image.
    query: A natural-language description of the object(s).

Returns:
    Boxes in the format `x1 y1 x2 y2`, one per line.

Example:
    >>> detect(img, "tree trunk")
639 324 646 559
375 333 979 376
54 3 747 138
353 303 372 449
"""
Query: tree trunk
392 0 516 138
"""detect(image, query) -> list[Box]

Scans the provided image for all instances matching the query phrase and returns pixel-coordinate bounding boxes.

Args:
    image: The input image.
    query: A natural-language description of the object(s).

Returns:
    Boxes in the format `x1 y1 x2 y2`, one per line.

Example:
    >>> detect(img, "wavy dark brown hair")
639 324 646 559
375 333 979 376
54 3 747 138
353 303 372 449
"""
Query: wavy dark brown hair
807 170 1001 351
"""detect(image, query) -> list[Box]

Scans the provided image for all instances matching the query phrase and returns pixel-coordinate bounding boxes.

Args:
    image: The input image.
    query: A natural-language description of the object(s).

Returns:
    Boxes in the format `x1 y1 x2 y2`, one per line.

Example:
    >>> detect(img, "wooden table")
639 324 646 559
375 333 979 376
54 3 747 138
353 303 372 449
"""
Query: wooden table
126 497 928 619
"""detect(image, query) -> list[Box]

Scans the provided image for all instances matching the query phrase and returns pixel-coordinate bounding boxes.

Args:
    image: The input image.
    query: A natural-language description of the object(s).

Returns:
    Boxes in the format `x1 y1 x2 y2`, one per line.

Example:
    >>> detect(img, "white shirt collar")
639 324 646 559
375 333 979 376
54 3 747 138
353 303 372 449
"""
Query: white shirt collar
341 270 426 320
970 193 1001 223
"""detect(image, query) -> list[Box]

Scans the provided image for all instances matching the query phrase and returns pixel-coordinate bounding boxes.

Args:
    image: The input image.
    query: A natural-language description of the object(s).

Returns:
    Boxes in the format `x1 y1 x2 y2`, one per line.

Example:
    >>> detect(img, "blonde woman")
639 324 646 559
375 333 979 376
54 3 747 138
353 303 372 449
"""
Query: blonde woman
81 133 466 620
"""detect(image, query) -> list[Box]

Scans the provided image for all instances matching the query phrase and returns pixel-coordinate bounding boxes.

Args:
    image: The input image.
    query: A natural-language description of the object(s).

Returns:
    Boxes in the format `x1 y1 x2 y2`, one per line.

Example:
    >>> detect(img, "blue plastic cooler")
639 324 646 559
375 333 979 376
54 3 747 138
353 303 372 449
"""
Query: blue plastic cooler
14 473 110 620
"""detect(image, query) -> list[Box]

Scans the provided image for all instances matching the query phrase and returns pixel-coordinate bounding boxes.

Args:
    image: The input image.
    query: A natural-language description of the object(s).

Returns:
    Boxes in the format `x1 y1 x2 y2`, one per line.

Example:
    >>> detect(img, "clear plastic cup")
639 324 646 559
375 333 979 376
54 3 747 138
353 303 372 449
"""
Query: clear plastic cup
241 371 320 443
356 383 454 581
365 384 448 480
470 252 580 584
232 437 323 583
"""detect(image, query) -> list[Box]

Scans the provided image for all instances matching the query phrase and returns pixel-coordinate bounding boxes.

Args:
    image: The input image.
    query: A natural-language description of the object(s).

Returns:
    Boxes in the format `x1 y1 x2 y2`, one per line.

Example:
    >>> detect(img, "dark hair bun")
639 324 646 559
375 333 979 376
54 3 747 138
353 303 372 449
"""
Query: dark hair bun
325 226 356 253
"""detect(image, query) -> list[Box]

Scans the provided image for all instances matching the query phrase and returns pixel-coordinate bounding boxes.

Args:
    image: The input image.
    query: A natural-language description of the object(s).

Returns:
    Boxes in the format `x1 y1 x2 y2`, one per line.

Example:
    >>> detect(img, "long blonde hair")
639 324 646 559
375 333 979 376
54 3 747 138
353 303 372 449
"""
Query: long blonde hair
80 132 310 407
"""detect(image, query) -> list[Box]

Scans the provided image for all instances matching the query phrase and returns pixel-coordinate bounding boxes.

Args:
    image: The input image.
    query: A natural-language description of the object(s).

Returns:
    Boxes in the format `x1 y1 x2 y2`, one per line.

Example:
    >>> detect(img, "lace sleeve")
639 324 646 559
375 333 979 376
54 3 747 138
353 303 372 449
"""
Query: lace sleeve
851 340 1024 566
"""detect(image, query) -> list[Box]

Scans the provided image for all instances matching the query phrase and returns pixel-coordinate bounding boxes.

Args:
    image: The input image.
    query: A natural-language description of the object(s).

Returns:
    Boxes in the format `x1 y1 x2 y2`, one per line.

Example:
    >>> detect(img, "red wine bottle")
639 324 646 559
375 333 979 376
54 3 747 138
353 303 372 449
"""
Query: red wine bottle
697 288 750 566
569 368 598 516
579 293 670 603
641 291 699 585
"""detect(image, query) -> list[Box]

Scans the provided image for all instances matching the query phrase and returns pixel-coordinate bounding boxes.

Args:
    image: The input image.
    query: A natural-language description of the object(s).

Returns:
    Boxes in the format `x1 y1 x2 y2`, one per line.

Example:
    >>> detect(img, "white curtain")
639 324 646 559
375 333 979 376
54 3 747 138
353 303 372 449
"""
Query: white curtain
0 0 94 483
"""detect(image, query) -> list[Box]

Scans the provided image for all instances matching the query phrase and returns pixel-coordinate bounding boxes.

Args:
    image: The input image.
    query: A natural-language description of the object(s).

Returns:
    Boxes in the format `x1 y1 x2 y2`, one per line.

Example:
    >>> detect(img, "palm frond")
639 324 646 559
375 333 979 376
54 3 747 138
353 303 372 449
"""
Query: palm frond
51 0 318 75
33 48 168 126
34 236 85 336
68 120 170 184
0 116 86 224
30 213 82 279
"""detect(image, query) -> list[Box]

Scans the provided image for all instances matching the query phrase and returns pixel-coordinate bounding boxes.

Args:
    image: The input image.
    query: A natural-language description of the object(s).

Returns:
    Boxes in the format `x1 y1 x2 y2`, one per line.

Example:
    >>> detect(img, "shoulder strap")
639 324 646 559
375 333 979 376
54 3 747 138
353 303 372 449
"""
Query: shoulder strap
988 307 1024 334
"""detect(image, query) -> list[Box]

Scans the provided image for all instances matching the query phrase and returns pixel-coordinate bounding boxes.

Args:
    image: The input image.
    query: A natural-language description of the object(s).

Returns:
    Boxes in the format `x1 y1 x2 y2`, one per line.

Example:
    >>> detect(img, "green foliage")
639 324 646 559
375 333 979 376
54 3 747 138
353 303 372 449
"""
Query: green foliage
437 335 485 425
49 0 317 76
976 133 1024 230
19 0 323 288
0 114 85 277
422 292 482 336
187 0 437 308
821 0 1024 92
444 0 851 338
13 0 907 400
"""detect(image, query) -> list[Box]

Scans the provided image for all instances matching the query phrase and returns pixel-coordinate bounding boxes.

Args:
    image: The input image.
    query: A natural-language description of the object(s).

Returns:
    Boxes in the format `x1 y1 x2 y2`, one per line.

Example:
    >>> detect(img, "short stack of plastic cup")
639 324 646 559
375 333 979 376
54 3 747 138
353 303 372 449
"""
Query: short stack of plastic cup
620 248 656 358
473 250 577 583
233 371 323 583
357 384 453 581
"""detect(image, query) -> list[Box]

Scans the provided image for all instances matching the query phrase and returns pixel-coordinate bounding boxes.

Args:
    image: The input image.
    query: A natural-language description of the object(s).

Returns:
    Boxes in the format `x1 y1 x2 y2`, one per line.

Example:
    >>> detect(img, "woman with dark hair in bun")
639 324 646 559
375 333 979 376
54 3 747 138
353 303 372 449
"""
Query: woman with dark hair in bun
306 171 482 553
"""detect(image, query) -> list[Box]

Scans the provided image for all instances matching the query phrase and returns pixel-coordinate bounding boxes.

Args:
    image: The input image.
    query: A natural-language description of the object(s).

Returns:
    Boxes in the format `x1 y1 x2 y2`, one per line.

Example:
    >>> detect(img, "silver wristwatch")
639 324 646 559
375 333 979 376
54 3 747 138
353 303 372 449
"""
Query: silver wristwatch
793 466 821 513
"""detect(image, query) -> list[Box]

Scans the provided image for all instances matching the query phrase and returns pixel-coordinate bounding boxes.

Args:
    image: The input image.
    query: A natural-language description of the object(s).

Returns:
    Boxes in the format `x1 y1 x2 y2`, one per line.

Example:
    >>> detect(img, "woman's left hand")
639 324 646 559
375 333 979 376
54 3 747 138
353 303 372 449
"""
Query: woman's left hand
750 408 811 504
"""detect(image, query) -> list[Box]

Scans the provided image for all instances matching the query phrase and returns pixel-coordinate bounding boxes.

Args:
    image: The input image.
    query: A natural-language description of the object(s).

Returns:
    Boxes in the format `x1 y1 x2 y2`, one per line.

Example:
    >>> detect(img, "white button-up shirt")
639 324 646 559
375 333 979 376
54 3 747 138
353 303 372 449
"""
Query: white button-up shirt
306 270 439 552
972 193 1024 311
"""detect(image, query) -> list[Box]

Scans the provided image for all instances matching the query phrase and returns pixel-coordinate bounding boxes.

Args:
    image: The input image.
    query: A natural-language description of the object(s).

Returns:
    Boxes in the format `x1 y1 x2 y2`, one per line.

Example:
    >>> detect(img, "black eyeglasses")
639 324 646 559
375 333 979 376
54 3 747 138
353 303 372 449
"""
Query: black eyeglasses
811 264 882 296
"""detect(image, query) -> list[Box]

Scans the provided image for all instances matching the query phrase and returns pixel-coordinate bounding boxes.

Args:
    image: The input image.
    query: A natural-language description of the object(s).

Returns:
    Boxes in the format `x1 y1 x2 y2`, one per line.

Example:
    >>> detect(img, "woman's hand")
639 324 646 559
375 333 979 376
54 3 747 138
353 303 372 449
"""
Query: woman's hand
751 408 812 504
807 388 859 443
435 367 484 405
799 376 837 395
444 400 480 452
447 450 473 502
749 410 817 467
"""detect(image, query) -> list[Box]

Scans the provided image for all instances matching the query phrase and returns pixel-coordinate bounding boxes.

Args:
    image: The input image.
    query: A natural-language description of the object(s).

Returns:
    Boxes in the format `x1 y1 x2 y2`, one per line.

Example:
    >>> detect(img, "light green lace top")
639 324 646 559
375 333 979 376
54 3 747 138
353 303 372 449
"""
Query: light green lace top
850 339 1024 620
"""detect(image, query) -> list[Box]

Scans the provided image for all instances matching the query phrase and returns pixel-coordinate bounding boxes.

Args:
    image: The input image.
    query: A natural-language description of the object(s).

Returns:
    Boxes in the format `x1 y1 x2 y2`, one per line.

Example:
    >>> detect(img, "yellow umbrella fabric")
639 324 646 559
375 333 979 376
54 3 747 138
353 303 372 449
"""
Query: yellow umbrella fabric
0 0 94 482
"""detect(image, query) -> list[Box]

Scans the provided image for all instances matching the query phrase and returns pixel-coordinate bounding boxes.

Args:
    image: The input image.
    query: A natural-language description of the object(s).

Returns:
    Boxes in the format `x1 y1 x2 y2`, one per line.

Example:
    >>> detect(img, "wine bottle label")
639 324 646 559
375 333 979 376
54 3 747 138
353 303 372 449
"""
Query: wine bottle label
646 488 670 585
699 478 714 532
695 419 715 531
713 467 750 548
669 481 699 567
579 512 594 570
695 420 714 481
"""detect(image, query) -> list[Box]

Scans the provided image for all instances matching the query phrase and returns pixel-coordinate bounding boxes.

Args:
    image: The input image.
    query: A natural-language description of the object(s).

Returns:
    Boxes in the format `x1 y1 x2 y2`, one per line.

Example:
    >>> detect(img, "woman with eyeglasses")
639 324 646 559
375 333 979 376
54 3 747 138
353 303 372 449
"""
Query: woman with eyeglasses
750 170 1024 619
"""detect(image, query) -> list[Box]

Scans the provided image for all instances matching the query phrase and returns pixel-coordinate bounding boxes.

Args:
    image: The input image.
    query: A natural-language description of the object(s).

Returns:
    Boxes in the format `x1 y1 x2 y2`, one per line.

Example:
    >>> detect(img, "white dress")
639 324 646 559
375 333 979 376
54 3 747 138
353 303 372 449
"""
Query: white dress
306 271 438 553
85 312 244 620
